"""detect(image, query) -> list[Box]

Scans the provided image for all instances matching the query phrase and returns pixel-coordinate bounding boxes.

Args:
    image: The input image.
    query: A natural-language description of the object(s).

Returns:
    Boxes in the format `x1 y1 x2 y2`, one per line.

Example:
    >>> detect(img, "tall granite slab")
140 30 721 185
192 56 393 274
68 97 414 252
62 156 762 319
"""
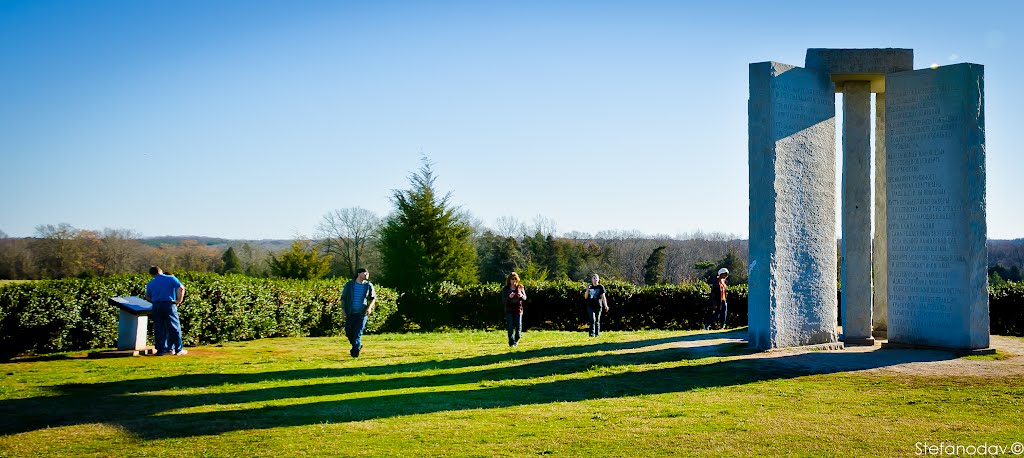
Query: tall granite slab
884 63 988 349
748 62 839 350
873 93 889 336
841 81 874 344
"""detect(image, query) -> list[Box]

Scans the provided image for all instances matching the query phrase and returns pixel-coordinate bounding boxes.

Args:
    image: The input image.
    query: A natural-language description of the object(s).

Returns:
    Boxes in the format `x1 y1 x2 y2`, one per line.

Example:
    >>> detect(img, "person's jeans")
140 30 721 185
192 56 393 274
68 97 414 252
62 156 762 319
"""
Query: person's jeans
586 305 603 336
152 301 183 353
705 300 728 330
346 313 368 351
506 312 522 346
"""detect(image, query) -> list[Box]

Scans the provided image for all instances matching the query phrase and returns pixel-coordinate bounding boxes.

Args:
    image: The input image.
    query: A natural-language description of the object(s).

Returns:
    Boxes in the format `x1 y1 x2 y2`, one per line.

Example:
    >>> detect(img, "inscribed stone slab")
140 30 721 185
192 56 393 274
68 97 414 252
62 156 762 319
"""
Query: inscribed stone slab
748 62 838 350
884 63 988 349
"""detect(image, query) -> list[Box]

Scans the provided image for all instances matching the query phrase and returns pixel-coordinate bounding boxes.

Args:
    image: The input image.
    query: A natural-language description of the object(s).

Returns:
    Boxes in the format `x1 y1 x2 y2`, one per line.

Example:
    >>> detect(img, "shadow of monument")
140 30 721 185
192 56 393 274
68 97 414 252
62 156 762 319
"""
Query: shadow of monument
0 331 955 440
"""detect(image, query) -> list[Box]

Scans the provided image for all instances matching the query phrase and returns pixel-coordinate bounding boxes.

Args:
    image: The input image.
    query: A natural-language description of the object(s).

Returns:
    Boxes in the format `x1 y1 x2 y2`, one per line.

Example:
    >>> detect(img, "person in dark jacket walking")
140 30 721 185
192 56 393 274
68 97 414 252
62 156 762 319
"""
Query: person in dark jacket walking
583 273 609 337
341 268 376 357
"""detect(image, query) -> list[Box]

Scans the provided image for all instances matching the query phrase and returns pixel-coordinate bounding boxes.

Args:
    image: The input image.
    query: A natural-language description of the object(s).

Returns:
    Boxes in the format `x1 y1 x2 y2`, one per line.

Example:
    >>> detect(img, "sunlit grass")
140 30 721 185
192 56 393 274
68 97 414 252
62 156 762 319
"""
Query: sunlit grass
1 330 1022 457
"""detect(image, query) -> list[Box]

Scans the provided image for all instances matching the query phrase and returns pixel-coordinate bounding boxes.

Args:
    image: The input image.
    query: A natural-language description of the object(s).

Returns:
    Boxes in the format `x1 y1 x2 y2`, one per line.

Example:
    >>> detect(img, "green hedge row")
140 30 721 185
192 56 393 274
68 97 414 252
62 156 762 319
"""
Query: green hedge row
2 276 1020 359
0 273 397 360
991 281 1024 337
398 280 747 332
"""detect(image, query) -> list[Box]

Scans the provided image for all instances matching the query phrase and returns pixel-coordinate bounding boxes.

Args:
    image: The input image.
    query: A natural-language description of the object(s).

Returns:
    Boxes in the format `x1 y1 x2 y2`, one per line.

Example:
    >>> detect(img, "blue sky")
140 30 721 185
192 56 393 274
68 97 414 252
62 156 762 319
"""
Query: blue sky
1 0 1021 240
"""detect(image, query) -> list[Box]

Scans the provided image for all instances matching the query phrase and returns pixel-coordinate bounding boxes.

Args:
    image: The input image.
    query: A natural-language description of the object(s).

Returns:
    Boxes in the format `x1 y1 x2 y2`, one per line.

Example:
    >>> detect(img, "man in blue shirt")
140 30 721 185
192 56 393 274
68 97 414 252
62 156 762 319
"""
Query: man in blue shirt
341 268 376 358
144 266 187 356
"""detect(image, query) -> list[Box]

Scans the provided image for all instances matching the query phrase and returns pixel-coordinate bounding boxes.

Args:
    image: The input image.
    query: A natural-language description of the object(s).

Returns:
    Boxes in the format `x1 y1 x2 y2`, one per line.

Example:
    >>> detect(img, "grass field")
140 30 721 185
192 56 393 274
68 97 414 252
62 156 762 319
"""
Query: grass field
1 330 1022 457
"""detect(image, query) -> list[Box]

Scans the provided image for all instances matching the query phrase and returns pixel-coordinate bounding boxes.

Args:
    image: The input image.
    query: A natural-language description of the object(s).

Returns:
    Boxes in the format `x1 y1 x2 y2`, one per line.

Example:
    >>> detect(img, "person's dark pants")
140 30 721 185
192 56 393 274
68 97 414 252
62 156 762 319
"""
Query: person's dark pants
506 312 522 346
586 305 603 337
346 313 368 354
705 300 728 330
152 301 183 354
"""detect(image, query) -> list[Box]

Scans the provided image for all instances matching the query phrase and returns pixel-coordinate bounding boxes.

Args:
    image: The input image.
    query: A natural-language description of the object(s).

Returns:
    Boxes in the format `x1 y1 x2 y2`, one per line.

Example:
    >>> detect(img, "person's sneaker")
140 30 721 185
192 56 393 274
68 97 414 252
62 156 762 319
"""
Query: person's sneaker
174 349 188 356
351 344 362 358
154 351 169 356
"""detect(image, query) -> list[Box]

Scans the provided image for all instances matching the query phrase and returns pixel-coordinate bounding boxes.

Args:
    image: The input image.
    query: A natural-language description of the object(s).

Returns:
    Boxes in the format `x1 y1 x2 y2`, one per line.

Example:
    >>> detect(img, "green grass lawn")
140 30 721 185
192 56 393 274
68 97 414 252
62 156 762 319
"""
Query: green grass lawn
1 330 1022 457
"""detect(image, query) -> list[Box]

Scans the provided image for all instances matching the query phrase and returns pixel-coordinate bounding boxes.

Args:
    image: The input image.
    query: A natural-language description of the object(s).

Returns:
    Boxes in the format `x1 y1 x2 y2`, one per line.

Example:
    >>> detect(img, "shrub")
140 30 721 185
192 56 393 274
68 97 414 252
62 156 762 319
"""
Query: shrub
991 281 1024 337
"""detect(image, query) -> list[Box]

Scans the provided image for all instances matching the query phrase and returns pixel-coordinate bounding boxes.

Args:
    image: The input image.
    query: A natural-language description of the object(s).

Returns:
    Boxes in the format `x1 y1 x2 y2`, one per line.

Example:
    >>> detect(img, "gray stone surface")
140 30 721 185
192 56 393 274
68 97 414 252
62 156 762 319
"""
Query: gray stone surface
873 93 889 335
805 48 914 75
748 61 839 350
884 63 988 350
841 81 874 343
805 49 914 93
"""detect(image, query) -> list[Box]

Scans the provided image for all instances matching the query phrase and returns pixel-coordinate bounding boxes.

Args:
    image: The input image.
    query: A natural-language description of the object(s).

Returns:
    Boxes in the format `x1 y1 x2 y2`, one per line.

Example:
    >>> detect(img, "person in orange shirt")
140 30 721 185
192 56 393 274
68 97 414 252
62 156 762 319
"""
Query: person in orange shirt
704 268 729 330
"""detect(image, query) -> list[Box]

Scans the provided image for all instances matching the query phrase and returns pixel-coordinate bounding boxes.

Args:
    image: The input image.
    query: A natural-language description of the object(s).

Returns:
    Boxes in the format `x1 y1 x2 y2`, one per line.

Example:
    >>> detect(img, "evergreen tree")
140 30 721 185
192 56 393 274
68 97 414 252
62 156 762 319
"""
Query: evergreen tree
378 156 478 294
268 241 331 280
718 248 747 284
544 234 569 280
694 260 716 283
476 232 524 283
221 246 243 275
643 246 667 285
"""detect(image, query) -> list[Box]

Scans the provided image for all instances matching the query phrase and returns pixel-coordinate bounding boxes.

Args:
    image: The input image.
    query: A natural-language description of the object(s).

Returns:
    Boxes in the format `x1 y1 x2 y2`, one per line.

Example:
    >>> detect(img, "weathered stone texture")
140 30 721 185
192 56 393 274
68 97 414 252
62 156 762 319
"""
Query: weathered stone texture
884 63 988 349
805 48 914 75
748 62 839 350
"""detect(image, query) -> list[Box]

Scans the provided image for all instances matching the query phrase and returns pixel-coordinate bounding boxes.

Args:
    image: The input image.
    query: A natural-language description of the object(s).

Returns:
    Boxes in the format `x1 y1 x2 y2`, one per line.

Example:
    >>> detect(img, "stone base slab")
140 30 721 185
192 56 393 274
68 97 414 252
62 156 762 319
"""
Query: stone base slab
763 341 845 352
843 337 876 346
880 342 996 355
88 347 157 358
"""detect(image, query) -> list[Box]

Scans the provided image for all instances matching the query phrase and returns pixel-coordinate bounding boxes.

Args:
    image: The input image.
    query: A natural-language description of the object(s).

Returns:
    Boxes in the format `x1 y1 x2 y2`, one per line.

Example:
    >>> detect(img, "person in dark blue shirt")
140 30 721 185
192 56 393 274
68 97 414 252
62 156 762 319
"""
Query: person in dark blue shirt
144 266 187 356
341 268 376 357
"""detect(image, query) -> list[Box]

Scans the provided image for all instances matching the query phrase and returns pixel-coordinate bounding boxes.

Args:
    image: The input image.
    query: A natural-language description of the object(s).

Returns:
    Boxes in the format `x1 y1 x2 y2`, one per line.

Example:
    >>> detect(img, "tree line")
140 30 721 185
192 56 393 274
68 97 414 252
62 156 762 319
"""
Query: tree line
4 153 1021 296
0 158 747 290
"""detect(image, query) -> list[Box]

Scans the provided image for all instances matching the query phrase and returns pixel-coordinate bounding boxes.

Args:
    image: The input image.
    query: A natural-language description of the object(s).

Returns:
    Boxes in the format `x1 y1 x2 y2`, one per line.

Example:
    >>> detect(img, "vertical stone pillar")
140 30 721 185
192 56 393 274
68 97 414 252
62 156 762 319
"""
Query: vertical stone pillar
885 63 989 350
841 81 874 345
748 62 839 350
872 93 888 337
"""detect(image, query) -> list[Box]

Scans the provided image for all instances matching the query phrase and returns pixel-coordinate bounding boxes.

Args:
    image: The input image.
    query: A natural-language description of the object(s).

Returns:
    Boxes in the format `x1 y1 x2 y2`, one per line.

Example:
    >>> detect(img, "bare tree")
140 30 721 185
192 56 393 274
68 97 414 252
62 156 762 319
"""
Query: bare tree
530 215 558 237
0 237 37 279
598 231 659 284
494 216 526 239
233 242 271 277
315 207 381 279
32 223 84 278
98 228 145 275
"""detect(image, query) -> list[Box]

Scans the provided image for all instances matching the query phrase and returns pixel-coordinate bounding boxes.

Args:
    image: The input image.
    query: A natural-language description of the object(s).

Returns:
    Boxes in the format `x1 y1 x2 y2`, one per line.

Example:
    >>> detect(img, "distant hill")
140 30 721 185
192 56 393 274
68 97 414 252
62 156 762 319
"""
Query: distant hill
989 239 1024 269
142 236 231 247
141 236 292 252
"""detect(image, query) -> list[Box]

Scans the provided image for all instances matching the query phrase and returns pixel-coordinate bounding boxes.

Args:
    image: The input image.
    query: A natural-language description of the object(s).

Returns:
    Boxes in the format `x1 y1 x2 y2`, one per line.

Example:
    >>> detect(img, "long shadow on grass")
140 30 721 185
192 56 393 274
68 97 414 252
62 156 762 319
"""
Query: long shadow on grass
0 332 724 436
0 331 957 440
21 333 720 396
